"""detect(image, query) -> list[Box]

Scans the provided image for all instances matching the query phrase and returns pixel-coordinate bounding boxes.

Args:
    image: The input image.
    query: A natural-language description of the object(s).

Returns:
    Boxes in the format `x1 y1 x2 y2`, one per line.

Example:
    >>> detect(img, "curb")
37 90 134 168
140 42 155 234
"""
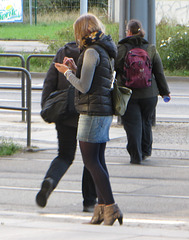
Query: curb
166 76 189 82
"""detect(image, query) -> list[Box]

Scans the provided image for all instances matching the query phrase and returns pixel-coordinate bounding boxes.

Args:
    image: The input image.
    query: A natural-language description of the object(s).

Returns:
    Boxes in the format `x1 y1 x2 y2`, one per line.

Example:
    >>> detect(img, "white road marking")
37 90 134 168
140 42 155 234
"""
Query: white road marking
1 186 189 199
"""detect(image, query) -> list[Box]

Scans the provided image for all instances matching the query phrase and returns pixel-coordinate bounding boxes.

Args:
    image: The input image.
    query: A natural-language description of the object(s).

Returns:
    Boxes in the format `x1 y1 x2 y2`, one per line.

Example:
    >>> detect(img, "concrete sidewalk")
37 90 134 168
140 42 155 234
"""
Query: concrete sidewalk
0 113 189 239
0 40 48 53
1 216 189 240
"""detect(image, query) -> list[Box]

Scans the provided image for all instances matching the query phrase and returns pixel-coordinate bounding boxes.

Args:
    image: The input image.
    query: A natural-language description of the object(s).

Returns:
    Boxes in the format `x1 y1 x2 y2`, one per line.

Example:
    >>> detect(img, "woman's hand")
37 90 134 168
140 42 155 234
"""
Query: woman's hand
54 62 69 74
63 57 77 73
54 57 77 74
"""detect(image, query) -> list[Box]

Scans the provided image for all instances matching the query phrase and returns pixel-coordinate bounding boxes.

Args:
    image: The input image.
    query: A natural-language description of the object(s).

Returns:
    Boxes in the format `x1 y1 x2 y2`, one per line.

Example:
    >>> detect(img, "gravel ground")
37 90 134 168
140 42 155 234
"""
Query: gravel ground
111 121 189 153
152 121 189 148
107 121 189 160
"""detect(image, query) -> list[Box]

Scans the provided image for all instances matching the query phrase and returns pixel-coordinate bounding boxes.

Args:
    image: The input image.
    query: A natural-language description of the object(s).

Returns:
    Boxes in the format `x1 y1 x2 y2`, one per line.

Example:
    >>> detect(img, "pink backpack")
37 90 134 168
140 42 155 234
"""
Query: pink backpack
123 48 152 88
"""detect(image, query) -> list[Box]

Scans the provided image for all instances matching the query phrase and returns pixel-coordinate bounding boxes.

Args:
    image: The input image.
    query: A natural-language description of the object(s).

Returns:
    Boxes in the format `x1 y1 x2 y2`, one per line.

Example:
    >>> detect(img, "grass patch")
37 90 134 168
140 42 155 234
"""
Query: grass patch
0 138 22 156
0 22 73 40
0 11 79 40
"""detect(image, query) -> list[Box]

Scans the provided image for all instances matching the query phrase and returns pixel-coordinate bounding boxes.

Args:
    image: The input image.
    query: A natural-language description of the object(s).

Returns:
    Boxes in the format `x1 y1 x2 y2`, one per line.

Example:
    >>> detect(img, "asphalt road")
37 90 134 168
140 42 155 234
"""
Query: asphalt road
0 74 189 122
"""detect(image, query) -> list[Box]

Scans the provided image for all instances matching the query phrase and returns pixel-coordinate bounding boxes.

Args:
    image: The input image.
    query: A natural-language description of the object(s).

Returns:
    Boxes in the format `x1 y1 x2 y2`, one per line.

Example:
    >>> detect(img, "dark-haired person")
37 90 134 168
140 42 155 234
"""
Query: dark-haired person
36 42 97 212
115 19 171 165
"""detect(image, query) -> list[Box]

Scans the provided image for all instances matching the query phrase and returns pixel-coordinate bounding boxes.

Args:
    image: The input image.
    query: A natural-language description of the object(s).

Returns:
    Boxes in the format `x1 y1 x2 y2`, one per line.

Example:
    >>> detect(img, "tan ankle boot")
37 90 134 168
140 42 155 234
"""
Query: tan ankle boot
89 204 104 224
104 203 123 226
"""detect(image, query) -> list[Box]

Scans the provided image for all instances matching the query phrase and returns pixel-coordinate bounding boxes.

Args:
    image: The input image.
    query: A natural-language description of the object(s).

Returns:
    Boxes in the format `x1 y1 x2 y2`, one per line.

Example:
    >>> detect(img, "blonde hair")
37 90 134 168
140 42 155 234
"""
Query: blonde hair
73 13 105 48
127 19 145 37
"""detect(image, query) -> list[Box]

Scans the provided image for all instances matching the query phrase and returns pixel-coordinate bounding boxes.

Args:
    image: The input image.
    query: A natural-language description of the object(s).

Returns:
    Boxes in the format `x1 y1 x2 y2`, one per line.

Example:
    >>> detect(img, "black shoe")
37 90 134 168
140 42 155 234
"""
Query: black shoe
36 177 54 208
142 155 151 161
130 161 141 165
83 204 95 213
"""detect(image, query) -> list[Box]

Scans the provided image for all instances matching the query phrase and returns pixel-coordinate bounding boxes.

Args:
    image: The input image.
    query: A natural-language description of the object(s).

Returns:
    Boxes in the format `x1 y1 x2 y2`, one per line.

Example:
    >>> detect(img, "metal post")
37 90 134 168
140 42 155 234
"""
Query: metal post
29 0 32 25
111 0 115 22
108 0 113 22
148 0 156 126
119 0 126 40
119 0 132 40
80 0 88 15
119 0 156 42
35 0 37 26
148 0 156 44
21 58 26 122
25 70 31 148
130 0 148 39
125 0 131 27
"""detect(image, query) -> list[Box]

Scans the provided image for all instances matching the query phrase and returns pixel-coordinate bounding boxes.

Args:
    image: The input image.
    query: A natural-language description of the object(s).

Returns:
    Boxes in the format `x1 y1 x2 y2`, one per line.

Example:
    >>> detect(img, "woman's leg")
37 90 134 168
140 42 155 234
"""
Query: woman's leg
44 123 77 187
99 142 109 174
81 141 123 226
95 142 109 204
36 123 77 208
79 141 114 205
122 99 143 164
140 96 158 158
82 166 97 210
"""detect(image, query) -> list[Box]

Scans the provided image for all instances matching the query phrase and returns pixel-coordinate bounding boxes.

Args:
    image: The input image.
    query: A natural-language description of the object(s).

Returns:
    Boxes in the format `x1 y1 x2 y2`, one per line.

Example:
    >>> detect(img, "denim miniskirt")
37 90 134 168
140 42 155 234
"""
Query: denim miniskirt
77 114 113 143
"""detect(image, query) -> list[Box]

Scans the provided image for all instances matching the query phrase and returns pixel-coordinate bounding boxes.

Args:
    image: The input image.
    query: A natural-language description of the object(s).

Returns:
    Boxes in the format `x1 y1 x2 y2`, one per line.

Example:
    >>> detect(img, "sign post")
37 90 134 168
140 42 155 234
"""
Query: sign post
29 0 32 25
80 0 88 15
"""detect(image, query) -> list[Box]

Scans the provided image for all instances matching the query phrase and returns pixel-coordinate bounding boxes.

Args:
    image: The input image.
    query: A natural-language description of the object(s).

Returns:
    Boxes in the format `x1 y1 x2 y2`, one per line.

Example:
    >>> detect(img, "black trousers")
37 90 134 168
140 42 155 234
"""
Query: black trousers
121 96 158 163
44 121 97 207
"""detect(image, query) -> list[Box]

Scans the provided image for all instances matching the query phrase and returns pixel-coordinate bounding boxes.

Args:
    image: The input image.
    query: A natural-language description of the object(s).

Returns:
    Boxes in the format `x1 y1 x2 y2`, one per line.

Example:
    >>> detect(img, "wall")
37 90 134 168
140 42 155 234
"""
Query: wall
112 0 189 25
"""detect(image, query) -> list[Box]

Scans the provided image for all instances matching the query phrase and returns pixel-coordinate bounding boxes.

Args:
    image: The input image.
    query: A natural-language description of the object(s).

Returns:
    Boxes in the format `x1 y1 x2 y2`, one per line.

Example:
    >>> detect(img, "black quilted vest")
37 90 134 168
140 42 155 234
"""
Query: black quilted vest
75 44 113 116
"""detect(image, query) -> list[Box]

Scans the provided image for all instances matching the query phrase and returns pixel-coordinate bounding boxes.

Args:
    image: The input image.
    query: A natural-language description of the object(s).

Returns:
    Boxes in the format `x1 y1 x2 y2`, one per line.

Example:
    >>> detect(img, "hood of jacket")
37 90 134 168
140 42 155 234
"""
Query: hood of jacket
92 34 117 59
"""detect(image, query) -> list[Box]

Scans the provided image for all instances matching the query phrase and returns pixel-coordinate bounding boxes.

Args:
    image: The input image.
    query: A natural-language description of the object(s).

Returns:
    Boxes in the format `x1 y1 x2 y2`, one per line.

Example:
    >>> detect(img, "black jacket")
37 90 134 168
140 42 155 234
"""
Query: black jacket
75 34 117 116
115 36 170 98
41 42 80 127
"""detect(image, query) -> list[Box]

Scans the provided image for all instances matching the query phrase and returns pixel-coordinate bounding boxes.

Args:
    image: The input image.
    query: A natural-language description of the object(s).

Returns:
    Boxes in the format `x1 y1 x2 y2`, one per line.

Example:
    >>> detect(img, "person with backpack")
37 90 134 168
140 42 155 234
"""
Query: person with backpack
36 42 97 212
115 19 171 165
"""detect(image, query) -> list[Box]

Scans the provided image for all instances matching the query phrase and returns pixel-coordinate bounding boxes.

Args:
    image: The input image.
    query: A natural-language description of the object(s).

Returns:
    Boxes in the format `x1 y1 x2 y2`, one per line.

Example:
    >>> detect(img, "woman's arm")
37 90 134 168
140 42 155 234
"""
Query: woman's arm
152 49 170 97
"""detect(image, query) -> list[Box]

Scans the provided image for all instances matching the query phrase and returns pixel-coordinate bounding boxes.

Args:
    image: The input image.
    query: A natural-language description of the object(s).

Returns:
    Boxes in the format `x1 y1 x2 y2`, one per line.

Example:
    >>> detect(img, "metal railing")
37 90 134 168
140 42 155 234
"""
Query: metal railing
0 54 26 121
26 54 55 71
26 54 55 91
0 66 32 148
0 54 55 148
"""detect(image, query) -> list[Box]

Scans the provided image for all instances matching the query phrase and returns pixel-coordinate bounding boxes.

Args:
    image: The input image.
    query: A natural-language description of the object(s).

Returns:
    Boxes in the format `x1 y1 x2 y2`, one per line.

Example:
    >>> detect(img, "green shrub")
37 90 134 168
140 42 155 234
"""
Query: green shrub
45 22 75 53
159 31 188 71
0 138 21 156
156 19 189 72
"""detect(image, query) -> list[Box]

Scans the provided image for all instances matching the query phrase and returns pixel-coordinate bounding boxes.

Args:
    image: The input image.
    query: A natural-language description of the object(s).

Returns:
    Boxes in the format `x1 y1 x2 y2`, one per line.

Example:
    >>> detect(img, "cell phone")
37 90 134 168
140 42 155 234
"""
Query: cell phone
52 62 56 65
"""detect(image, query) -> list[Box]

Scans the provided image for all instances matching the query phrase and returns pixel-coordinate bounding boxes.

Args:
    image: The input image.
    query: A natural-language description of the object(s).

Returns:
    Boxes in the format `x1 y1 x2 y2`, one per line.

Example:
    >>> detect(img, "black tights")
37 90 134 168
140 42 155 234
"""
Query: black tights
79 141 114 205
